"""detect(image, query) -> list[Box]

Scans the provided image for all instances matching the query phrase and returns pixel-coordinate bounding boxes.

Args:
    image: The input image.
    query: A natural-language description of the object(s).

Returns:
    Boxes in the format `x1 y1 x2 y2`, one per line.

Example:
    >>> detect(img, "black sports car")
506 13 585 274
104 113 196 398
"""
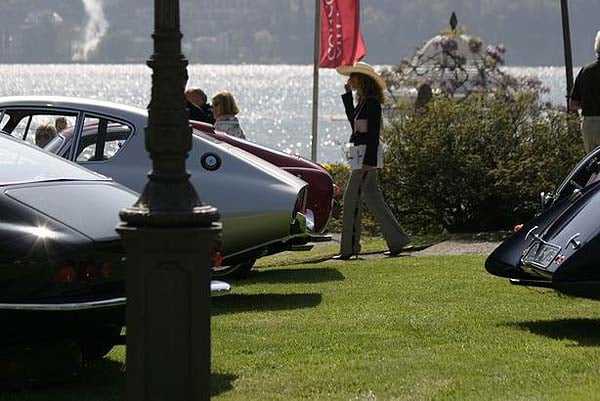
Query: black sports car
486 147 600 300
0 134 227 386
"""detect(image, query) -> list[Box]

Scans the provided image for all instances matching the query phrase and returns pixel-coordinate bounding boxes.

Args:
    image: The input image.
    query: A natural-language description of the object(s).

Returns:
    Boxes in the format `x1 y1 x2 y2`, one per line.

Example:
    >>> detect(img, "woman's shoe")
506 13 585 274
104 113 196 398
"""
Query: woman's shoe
332 254 353 260
384 245 414 257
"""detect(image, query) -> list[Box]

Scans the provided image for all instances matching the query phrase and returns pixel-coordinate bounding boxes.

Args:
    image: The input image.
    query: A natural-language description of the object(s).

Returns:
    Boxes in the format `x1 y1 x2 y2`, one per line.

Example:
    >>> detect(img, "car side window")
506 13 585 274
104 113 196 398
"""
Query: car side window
0 111 76 148
0 113 8 130
11 116 33 143
76 115 133 162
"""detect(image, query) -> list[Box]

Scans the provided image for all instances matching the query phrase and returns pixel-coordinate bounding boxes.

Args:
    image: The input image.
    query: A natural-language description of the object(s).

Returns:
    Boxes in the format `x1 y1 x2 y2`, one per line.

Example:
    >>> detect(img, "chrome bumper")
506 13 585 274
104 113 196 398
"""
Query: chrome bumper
0 297 126 312
0 281 231 311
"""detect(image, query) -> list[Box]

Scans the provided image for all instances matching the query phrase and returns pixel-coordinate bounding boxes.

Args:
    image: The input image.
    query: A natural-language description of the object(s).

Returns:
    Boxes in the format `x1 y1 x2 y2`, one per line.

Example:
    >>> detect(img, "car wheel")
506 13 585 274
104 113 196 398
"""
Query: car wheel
81 327 122 363
212 259 256 279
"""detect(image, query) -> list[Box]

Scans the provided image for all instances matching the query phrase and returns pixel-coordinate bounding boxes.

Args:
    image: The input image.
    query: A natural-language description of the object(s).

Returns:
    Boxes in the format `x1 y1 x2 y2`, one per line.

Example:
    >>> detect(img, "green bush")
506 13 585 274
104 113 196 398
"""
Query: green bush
379 92 583 232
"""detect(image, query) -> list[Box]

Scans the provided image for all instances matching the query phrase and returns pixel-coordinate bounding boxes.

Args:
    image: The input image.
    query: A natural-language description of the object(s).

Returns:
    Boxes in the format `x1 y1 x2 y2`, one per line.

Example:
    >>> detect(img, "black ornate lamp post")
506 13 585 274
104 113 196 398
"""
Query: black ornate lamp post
116 0 221 400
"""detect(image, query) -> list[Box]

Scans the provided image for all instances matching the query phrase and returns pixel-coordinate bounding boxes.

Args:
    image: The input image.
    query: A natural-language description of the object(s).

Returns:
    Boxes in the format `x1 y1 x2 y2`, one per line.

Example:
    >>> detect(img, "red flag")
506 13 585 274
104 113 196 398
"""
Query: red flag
319 0 366 68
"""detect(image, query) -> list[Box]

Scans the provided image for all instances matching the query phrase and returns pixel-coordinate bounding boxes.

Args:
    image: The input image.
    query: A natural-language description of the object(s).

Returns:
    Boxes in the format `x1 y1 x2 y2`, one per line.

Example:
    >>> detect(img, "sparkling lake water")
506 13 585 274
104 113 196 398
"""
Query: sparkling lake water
0 64 575 163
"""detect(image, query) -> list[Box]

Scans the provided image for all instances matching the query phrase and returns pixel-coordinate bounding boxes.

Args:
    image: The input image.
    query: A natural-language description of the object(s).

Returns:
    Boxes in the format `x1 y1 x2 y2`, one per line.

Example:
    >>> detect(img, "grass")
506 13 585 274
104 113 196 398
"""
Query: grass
4 241 600 400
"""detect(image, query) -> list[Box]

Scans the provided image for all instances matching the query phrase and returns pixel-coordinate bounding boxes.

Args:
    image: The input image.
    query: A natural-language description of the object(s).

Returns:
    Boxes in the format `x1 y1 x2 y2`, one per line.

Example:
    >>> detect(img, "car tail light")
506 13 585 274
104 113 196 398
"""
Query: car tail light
514 224 523 233
101 262 113 279
211 249 223 267
54 264 77 285
333 184 343 198
54 258 116 286
292 187 308 221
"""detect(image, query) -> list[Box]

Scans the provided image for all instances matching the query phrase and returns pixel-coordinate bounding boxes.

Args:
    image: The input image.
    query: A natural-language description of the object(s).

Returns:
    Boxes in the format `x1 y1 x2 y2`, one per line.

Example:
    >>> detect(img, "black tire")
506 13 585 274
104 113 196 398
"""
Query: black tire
212 259 256 279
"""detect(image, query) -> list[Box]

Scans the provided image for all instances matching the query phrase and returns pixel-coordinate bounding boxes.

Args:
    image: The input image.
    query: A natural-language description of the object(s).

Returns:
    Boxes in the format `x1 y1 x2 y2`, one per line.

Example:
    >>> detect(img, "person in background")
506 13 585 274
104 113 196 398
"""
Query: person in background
570 30 600 153
34 124 57 148
185 88 215 124
333 61 410 260
211 91 246 139
54 116 68 133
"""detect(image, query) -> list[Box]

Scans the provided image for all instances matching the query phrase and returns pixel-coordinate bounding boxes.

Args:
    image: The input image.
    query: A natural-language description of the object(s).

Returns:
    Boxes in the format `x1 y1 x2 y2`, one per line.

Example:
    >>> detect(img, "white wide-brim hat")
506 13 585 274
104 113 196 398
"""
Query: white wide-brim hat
336 61 387 91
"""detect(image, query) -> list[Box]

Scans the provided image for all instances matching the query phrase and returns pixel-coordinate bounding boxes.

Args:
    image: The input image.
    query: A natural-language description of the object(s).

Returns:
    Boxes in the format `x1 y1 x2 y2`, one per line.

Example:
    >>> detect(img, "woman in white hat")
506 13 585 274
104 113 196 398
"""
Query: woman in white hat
333 61 410 260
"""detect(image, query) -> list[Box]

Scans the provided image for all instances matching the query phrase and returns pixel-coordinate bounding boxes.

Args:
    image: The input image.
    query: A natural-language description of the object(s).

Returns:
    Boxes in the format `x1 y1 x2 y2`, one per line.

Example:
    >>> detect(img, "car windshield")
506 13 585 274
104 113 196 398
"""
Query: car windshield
0 135 107 185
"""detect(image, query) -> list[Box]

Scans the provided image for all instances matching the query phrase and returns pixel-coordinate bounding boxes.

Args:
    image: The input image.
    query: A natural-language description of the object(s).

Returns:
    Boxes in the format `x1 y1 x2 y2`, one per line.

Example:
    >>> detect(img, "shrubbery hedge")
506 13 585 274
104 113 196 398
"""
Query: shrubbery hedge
325 92 583 234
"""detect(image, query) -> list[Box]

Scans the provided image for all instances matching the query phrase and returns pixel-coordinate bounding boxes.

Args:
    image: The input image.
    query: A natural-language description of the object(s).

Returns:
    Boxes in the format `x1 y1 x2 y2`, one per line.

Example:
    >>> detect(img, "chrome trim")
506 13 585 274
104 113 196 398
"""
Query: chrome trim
509 278 553 289
0 297 126 311
567 233 582 249
210 280 231 294
305 209 315 232
524 225 539 241
0 279 230 311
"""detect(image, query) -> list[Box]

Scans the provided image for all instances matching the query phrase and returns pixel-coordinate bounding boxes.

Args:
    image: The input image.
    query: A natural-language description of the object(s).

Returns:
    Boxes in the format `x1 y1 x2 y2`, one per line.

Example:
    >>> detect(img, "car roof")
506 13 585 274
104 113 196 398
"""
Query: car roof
0 134 110 186
0 96 147 120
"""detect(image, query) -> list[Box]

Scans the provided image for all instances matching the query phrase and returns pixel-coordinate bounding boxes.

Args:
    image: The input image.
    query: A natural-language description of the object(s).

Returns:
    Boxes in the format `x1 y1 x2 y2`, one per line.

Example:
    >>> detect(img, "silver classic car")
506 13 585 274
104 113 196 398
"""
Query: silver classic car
0 96 310 277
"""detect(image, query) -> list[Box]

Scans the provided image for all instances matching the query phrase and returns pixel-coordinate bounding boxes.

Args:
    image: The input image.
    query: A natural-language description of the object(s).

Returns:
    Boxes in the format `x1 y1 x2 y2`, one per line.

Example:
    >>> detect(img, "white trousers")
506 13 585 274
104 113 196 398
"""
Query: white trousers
340 169 409 255
582 116 600 153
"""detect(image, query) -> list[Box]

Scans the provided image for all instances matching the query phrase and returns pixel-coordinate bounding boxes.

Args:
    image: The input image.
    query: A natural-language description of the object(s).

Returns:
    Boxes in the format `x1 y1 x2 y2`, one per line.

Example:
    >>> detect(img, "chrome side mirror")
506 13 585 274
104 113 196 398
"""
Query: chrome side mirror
539 191 553 210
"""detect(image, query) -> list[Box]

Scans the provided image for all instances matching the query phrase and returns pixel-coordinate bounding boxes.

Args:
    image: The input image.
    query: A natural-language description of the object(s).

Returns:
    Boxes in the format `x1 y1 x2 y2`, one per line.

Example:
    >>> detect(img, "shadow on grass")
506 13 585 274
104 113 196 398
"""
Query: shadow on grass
212 293 322 316
211 372 237 396
242 267 345 285
0 356 238 399
0 357 125 401
510 318 600 346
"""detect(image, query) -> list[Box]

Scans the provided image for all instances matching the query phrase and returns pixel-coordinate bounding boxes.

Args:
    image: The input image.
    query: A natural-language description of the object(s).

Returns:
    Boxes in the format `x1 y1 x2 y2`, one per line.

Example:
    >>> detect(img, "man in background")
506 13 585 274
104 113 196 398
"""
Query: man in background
34 124 57 148
570 30 600 153
185 88 215 124
55 116 68 133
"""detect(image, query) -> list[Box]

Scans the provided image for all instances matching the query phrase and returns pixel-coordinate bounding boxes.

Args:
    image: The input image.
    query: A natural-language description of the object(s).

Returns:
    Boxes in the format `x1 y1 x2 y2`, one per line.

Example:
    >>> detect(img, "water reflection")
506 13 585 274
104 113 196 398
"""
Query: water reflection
0 64 570 163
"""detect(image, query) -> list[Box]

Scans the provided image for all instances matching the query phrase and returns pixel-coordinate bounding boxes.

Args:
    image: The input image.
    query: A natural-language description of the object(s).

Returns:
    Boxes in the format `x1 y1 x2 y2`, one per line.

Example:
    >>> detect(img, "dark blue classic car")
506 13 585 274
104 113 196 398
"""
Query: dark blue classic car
486 147 600 300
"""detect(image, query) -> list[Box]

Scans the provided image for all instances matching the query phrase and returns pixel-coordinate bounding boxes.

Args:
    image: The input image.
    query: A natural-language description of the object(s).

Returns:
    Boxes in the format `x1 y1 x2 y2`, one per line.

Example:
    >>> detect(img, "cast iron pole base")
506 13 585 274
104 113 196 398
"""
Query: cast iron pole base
117 223 221 401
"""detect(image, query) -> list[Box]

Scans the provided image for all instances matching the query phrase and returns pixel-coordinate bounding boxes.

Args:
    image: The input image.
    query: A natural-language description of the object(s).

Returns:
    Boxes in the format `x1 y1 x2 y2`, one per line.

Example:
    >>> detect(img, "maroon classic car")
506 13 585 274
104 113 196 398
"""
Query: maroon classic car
191 120 336 237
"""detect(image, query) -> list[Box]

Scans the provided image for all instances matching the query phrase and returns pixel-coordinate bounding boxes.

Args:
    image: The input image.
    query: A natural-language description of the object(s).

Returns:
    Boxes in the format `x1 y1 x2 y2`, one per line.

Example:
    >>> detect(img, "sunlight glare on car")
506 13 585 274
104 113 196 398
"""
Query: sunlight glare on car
23 225 57 239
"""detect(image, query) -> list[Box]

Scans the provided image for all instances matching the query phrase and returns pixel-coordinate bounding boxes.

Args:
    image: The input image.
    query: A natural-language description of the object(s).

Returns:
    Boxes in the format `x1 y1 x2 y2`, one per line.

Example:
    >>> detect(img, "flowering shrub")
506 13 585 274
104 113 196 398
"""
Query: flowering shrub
380 27 546 101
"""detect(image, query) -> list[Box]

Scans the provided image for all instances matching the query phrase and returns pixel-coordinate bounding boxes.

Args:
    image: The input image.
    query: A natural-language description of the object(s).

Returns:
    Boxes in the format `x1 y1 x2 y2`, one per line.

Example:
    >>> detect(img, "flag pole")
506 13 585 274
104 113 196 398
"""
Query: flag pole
311 0 321 162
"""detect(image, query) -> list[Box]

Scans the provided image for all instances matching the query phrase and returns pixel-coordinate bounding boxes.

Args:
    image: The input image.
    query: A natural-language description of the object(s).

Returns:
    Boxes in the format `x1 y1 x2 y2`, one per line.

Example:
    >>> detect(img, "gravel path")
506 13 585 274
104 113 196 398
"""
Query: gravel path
324 234 501 258
414 240 500 256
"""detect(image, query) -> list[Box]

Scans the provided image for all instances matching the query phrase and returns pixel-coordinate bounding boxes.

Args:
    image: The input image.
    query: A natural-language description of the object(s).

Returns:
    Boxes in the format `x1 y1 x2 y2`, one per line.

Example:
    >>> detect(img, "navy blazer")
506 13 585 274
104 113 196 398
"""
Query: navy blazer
341 92 380 166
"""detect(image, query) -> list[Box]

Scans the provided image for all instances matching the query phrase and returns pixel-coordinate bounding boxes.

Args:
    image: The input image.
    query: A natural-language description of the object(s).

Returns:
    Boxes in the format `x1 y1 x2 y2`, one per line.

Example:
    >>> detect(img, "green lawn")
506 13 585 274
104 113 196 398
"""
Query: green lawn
4 251 600 400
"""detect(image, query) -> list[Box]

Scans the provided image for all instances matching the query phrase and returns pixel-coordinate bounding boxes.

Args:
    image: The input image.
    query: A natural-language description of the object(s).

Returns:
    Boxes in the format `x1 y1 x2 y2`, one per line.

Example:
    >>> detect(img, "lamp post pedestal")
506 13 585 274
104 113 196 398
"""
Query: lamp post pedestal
117 224 220 401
